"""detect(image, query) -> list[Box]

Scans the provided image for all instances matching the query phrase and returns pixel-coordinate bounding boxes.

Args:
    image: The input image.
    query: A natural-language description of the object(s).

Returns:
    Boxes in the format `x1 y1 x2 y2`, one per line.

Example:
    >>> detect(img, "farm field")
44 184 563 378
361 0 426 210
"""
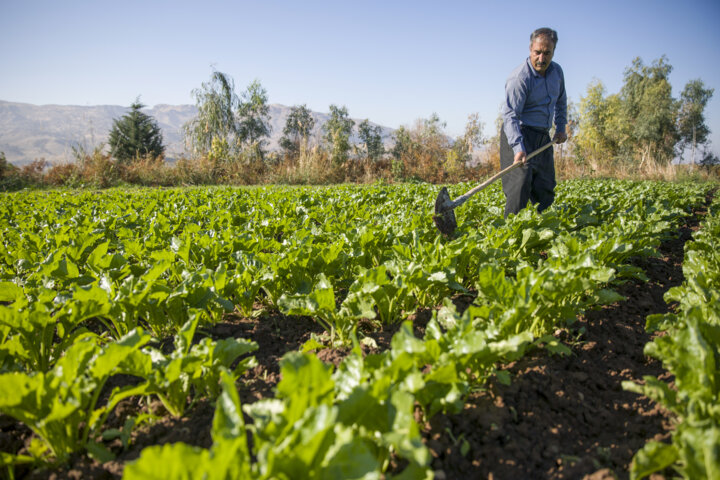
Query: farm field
1 179 718 479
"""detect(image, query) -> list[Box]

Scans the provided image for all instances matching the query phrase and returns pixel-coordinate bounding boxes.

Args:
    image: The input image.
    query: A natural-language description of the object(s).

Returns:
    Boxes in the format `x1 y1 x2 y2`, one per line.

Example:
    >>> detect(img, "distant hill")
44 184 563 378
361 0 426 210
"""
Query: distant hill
0 100 395 166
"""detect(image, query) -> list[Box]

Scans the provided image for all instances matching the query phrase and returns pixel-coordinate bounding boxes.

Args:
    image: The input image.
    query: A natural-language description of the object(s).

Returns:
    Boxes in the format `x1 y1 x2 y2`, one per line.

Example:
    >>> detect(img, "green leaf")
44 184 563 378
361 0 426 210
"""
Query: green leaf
86 241 110 271
320 426 380 479
390 322 425 355
123 443 209 480
91 334 149 380
301 336 327 353
211 370 251 468
594 288 625 305
0 373 34 410
630 441 678 480
535 335 572 357
86 440 115 463
276 352 335 426
495 370 512 386
0 282 22 302
0 451 35 468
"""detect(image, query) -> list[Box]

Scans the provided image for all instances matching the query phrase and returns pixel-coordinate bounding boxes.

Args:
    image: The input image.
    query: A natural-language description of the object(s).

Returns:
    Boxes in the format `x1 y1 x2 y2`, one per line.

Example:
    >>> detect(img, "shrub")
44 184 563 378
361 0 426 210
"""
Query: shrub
123 156 176 186
45 163 82 187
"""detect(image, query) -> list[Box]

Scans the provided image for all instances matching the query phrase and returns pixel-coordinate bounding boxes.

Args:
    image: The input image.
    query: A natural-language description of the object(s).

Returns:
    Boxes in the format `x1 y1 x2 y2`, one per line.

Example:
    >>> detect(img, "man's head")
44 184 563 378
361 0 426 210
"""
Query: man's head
529 27 558 75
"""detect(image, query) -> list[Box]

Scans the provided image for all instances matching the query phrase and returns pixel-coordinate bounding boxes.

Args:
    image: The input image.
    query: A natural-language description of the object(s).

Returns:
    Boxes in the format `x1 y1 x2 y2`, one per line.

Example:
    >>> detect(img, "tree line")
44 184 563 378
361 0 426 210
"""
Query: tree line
106 56 715 173
573 55 716 167
106 70 390 168
1 55 716 190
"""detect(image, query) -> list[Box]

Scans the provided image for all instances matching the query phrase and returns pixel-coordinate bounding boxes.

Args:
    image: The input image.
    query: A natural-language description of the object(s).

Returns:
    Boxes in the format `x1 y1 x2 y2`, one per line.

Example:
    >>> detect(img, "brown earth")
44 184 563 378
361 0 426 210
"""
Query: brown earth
4 202 706 480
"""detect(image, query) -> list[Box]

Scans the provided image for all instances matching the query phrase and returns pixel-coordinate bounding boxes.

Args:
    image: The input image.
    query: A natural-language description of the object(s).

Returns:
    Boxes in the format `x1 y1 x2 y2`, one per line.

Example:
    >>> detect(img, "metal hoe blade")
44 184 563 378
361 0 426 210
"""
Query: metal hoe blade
432 141 555 236
433 187 457 235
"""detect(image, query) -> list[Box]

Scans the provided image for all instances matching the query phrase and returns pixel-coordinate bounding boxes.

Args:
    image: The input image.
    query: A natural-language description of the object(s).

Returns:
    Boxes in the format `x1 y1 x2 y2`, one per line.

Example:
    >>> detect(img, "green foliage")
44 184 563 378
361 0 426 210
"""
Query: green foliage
124 370 252 479
108 99 165 164
390 126 411 180
140 315 258 417
277 273 374 345
574 56 708 167
183 70 242 158
1 180 716 478
624 195 720 480
452 113 485 162
391 126 412 160
323 105 355 164
280 104 315 157
678 79 715 163
389 113 452 182
237 79 271 162
0 151 15 180
0 330 151 463
620 56 678 165
445 113 485 177
575 80 623 163
358 119 384 161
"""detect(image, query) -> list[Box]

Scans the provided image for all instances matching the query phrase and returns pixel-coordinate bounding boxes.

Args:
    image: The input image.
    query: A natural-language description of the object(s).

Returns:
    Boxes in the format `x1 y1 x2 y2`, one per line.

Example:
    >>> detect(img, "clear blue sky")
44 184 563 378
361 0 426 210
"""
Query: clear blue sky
2 0 719 157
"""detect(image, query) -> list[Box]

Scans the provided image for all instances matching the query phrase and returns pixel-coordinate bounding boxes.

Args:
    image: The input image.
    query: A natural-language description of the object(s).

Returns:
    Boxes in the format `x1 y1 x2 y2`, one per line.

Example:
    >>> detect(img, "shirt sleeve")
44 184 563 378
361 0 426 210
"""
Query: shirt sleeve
502 72 528 155
554 67 567 134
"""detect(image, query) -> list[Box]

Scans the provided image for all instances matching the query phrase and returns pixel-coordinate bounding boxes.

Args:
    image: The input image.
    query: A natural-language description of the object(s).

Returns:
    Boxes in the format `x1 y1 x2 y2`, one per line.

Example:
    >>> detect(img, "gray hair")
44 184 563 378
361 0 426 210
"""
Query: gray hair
530 28 558 47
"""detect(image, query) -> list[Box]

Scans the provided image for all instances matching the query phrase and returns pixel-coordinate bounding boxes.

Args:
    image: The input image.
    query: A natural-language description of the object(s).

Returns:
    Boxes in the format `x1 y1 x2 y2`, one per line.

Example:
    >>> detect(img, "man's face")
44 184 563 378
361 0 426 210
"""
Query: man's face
529 36 555 75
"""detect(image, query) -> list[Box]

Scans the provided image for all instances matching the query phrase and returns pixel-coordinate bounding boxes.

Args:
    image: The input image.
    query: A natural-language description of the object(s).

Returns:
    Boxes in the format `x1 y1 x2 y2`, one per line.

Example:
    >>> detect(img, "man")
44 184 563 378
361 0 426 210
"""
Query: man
500 27 567 217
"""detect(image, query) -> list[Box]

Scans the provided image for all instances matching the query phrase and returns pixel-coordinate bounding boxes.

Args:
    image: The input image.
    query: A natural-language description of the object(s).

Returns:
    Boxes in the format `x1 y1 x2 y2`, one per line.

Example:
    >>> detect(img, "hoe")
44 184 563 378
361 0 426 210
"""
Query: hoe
433 141 554 235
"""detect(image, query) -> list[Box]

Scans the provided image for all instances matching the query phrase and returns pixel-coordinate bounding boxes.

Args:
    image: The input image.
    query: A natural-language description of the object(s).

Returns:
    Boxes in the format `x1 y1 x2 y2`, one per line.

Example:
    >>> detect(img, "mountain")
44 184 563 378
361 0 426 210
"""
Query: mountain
0 100 396 166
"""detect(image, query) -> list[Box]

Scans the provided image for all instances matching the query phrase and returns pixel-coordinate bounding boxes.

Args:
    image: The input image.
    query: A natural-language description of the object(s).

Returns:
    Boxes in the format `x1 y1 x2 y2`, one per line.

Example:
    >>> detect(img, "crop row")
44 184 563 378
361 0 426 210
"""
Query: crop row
122 181 712 478
624 192 720 480
0 180 713 477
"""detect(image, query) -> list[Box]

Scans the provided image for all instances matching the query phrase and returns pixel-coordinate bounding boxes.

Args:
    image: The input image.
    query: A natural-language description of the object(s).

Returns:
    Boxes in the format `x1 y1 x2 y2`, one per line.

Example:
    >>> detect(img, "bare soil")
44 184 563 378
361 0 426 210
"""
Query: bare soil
4 202 706 480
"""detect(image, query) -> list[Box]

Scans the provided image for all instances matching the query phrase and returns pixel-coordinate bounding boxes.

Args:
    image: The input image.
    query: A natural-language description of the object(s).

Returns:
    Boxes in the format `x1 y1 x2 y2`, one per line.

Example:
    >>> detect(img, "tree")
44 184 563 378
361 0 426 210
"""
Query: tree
452 113 485 163
574 80 623 163
0 151 10 178
108 98 165 163
237 79 271 162
357 119 384 161
677 79 714 164
391 126 412 160
444 113 485 177
699 148 719 168
323 105 355 164
280 104 315 157
390 114 450 182
619 56 678 165
183 70 241 159
390 126 412 180
418 113 447 143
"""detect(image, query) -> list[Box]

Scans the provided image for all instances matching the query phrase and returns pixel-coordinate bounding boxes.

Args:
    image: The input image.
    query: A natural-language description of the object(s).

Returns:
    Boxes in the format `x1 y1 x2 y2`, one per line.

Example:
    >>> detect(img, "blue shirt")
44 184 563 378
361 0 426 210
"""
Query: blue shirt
502 58 567 155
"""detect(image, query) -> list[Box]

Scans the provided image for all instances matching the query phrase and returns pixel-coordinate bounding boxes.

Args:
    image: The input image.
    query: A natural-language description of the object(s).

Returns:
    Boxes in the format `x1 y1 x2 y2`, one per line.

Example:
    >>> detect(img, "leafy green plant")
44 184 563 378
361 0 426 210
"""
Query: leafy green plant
0 329 151 463
624 309 720 480
623 196 720 480
1 179 715 478
126 352 432 479
139 314 258 417
278 273 375 344
123 370 252 479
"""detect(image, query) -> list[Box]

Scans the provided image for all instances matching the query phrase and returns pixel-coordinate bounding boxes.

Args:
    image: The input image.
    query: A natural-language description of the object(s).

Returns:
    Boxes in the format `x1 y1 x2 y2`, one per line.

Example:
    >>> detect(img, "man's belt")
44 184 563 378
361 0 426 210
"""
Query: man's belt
521 124 550 135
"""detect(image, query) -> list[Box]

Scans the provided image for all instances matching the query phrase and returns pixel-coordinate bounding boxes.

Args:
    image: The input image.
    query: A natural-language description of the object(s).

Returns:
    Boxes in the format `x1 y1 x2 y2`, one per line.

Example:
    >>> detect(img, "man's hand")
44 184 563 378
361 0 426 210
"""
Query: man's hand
553 131 568 144
513 151 527 165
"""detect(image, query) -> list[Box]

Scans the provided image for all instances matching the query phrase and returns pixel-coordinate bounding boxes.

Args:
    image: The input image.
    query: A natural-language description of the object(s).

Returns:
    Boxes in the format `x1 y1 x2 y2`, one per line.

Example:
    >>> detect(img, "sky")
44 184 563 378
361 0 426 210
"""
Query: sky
2 0 720 158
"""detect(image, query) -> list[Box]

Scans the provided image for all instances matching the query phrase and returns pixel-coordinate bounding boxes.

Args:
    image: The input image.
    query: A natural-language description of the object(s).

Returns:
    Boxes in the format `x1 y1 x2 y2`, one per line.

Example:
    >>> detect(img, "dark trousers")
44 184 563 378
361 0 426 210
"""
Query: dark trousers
499 124 556 217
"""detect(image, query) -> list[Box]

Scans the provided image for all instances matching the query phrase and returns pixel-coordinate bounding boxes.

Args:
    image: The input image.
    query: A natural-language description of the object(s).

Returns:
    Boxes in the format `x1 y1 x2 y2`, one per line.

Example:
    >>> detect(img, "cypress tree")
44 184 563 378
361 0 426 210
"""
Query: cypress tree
108 98 165 163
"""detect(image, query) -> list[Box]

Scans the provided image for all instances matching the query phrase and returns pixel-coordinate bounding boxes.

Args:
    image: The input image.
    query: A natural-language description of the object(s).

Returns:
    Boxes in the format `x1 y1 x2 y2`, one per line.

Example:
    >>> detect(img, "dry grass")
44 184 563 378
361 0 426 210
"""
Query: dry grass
555 154 719 182
2 146 718 192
